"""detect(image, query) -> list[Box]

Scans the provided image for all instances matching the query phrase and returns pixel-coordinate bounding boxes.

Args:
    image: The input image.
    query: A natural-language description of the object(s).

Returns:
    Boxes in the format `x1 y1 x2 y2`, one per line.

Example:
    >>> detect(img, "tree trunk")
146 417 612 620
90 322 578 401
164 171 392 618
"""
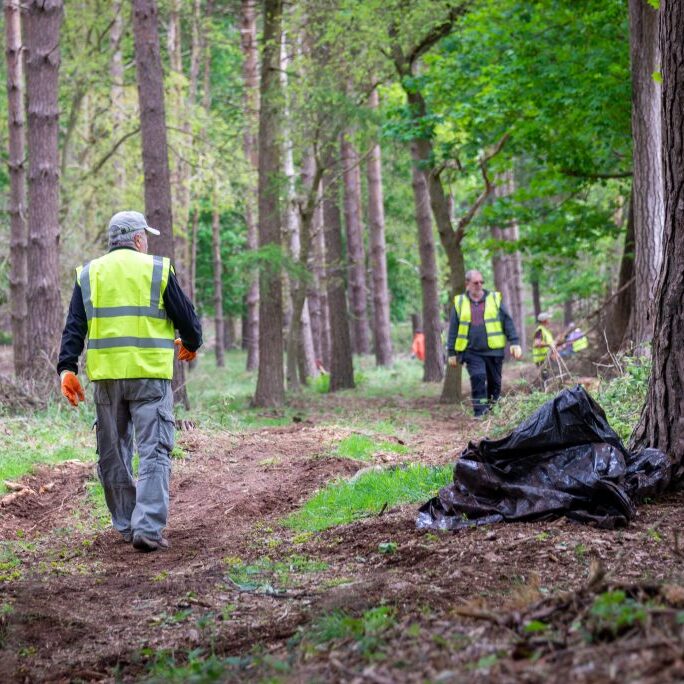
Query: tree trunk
212 203 224 367
253 0 284 407
502 220 526 352
109 0 126 198
341 133 371 355
531 274 541 319
366 88 393 367
630 1 684 469
5 0 28 378
491 226 512 306
564 299 574 327
627 0 664 347
607 190 635 351
132 0 188 408
410 144 444 383
323 155 355 391
23 0 64 384
241 0 260 372
189 206 198 305
310 193 329 370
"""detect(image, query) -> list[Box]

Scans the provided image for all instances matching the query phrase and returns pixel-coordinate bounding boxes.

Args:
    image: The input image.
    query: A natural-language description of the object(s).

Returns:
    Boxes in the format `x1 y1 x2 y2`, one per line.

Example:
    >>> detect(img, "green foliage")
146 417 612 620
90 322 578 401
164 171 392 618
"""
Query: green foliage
282 464 452 532
223 555 328 592
303 606 397 659
588 590 647 638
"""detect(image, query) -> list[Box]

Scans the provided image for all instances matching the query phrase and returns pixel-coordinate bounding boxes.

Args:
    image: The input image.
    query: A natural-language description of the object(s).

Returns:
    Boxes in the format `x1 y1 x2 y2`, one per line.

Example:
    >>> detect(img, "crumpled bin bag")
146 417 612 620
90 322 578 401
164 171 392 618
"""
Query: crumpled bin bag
416 386 672 531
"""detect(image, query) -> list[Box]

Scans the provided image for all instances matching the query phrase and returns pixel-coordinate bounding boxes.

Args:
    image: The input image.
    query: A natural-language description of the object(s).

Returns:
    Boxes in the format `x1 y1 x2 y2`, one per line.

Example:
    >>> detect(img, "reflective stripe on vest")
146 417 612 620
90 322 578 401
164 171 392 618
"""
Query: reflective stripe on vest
77 250 175 380
533 325 554 364
453 291 506 352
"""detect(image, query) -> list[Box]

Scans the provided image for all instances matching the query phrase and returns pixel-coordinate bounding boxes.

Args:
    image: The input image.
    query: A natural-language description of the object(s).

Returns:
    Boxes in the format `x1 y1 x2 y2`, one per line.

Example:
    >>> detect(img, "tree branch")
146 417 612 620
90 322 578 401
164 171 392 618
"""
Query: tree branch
84 126 141 178
560 168 633 180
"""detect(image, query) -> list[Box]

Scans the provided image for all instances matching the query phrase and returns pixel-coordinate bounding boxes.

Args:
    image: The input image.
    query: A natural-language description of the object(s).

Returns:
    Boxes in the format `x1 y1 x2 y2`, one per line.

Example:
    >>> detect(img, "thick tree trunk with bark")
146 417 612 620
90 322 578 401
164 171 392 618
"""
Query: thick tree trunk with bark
5 0 28 378
241 0 260 371
410 144 444 383
630 1 684 468
310 195 330 370
212 204 224 367
607 191 635 351
132 0 188 407
627 0 663 347
253 0 284 407
366 88 393 367
323 157 355 391
341 133 371 355
24 0 64 384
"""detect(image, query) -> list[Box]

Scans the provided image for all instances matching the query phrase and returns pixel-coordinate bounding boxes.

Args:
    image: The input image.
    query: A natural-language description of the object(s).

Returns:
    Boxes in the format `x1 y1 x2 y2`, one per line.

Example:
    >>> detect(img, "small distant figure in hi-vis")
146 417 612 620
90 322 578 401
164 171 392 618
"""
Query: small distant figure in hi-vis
411 330 425 362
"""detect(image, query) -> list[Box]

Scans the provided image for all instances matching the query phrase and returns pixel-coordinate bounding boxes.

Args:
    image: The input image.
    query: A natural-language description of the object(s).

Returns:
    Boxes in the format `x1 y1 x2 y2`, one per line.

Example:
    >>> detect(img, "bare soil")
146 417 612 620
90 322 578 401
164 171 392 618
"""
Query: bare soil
1 390 683 683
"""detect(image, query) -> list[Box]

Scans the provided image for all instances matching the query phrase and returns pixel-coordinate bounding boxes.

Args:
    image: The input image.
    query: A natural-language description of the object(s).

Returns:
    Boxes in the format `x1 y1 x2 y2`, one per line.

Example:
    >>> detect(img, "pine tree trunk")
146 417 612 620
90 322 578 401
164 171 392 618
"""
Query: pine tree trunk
531 275 541 319
323 155 355 391
241 0 260 372
24 0 64 385
341 133 371 355
630 1 684 468
5 0 28 378
410 144 444 383
132 0 188 408
627 0 663 347
212 203 225 367
608 191 636 351
309 195 328 369
109 0 126 198
253 0 284 407
366 88 393 367
502 221 526 352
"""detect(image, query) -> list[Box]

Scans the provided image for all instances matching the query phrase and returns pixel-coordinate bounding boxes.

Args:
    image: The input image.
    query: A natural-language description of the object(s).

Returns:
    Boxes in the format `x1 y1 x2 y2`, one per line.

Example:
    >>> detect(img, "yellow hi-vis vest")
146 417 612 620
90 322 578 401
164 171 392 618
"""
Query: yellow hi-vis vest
77 250 175 380
533 324 554 364
453 291 506 352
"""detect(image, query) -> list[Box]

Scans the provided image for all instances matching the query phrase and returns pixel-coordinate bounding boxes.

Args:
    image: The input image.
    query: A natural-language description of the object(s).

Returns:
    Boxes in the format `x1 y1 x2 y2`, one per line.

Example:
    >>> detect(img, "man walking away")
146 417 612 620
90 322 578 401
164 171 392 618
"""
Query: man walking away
57 211 202 552
446 269 522 418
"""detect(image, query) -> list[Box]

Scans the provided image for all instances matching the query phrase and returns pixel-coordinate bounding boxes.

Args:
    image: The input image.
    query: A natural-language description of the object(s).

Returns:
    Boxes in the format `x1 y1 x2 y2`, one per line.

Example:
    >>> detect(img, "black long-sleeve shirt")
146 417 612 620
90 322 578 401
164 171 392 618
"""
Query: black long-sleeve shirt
446 289 519 358
57 251 203 375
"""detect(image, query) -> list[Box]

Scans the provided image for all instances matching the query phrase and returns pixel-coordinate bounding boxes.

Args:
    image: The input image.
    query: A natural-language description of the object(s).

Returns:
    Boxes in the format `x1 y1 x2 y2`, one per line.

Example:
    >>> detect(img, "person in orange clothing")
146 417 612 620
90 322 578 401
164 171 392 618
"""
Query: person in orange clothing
411 329 425 362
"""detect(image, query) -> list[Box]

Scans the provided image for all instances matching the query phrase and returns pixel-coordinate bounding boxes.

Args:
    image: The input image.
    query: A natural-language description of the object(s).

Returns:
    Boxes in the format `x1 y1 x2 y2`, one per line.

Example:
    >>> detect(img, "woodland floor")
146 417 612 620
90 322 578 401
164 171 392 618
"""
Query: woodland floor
1 365 684 683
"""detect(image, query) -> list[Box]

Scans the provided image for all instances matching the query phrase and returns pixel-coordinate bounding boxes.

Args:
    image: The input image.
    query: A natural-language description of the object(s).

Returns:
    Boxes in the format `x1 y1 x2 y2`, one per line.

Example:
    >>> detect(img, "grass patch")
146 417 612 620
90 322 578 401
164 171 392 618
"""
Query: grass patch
335 434 408 461
0 405 95 493
223 555 328 592
282 463 453 532
299 605 397 660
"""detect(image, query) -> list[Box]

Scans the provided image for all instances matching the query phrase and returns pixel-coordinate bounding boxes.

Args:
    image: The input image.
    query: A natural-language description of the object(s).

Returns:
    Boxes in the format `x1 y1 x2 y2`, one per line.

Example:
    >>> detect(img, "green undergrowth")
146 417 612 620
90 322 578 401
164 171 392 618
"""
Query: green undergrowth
335 434 409 461
282 463 453 532
490 355 649 443
0 404 95 493
223 554 328 592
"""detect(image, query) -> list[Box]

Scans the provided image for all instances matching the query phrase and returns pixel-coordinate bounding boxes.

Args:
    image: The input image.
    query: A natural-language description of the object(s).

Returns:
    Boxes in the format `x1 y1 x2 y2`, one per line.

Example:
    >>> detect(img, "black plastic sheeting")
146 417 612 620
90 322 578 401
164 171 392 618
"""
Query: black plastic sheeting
417 386 673 531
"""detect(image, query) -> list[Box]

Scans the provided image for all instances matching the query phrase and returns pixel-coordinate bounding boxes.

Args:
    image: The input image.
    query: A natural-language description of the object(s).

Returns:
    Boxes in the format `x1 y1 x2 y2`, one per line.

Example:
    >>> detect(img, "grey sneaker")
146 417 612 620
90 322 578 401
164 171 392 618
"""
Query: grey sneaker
132 533 170 552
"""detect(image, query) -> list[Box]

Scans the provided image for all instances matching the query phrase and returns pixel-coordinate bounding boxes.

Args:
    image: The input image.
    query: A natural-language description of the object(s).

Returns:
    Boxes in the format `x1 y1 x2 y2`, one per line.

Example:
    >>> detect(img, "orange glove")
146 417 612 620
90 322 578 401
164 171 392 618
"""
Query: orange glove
174 338 197 362
61 371 85 407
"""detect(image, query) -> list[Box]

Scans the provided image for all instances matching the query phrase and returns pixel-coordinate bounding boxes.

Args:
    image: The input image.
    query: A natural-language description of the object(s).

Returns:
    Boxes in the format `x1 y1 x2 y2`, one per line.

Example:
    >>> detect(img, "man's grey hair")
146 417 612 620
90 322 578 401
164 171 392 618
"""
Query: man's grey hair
109 228 145 251
465 269 481 282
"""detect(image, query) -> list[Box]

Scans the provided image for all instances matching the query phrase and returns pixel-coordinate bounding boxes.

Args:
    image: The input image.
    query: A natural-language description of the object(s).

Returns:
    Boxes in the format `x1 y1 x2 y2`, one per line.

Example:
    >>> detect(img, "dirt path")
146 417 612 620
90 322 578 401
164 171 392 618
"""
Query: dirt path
1 395 683 683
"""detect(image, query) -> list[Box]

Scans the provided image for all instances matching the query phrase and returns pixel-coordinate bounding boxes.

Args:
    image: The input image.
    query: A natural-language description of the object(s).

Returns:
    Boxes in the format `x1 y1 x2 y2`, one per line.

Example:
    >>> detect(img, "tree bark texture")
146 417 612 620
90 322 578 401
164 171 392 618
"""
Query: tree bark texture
410 144 444 383
132 0 174 257
132 0 188 408
253 0 285 407
627 0 664 347
212 204 224 367
341 133 371 355
5 0 28 377
366 88 393 367
241 0 260 372
322 158 355 391
24 0 64 383
607 190 635 351
630 0 684 468
310 193 331 370
109 0 126 199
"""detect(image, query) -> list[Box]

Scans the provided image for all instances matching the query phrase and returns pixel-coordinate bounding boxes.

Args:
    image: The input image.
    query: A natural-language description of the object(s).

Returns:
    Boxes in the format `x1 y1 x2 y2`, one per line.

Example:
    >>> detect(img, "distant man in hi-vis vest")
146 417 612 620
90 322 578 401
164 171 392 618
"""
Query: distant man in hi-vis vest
57 212 202 552
447 270 522 418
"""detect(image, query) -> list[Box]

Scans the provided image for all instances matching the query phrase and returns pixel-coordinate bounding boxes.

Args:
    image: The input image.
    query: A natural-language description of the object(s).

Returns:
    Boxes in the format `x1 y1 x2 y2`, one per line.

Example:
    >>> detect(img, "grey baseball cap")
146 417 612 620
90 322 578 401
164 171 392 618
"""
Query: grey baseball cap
538 311 551 322
108 210 160 242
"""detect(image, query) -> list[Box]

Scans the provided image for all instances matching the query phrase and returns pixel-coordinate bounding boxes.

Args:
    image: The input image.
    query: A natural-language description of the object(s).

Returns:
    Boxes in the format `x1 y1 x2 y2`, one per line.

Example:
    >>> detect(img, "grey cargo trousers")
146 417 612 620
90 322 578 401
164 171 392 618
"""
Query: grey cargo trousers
93 378 175 541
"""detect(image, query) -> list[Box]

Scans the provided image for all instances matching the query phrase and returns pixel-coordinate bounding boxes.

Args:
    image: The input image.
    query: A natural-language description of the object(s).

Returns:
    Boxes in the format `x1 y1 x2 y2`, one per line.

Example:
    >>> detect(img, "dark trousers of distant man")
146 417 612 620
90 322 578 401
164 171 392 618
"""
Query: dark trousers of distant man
461 350 503 417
